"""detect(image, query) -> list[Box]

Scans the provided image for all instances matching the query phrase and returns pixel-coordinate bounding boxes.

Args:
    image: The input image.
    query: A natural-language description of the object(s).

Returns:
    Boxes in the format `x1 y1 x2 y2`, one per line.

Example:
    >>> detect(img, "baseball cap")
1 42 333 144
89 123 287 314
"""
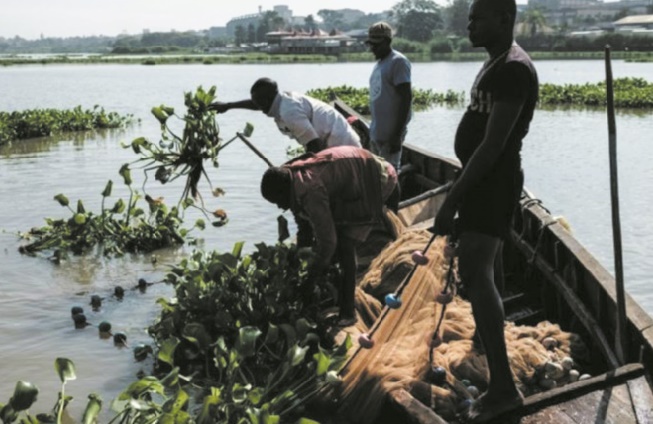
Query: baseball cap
366 22 393 44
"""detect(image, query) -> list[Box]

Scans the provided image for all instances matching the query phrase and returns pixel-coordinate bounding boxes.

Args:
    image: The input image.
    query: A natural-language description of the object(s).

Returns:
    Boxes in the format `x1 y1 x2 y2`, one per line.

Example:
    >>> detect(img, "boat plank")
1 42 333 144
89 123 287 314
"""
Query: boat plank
389 389 448 424
627 375 653 423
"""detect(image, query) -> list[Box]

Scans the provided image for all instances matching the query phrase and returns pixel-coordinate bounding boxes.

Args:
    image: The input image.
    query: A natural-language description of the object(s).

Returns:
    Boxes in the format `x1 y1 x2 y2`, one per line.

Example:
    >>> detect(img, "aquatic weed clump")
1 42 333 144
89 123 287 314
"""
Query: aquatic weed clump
148 242 350 422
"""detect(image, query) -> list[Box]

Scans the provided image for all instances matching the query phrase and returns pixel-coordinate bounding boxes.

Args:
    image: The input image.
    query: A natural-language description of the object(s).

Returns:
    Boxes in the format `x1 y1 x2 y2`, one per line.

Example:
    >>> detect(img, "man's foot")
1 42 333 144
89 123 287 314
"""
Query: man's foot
460 391 523 423
336 315 357 328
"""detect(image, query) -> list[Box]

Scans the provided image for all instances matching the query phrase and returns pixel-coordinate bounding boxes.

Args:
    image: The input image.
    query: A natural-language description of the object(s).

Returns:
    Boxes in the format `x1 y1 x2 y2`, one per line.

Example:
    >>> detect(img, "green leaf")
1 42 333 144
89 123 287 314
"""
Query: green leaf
0 404 17 423
54 358 77 383
157 337 180 367
295 318 315 341
236 326 262 358
9 381 39 411
279 324 297 348
314 349 330 377
82 393 102 424
295 419 320 424
195 219 206 230
182 323 211 350
232 241 245 259
119 377 165 400
264 323 279 344
54 194 69 207
163 389 188 414
232 383 252 404
197 388 221 424
111 199 125 214
287 344 309 367
243 122 255 137
119 163 132 186
160 367 180 387
73 213 87 225
101 180 113 197
248 387 264 406
151 106 170 124
77 199 86 214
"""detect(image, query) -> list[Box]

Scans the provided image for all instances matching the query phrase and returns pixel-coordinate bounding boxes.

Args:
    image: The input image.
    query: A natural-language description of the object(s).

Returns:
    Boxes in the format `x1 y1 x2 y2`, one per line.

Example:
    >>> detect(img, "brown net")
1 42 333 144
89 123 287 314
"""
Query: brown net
333 212 585 423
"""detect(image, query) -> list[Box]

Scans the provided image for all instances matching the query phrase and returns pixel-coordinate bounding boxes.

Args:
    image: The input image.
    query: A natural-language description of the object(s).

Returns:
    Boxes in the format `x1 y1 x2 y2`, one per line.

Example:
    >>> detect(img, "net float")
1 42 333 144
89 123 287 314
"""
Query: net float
411 251 429 265
358 333 374 349
385 293 402 309
436 290 454 305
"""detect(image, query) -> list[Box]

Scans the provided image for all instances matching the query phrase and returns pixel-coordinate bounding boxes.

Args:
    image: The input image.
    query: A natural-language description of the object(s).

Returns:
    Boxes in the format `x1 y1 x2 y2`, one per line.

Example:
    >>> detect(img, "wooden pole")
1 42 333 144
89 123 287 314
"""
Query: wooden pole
236 133 274 168
604 45 627 364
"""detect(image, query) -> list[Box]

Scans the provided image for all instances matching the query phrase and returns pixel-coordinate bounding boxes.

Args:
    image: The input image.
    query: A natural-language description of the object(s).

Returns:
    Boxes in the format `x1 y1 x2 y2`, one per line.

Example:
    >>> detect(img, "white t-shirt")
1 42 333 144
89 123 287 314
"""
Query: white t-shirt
266 91 361 148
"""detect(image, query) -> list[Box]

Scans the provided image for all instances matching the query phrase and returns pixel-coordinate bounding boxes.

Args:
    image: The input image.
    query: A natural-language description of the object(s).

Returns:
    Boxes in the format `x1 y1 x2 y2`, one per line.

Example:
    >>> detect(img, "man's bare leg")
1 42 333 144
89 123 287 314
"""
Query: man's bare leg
459 232 522 422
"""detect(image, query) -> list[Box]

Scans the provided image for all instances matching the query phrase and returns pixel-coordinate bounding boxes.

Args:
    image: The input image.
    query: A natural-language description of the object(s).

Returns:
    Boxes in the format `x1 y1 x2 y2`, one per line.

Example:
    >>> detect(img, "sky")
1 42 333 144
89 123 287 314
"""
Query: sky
1 0 418 40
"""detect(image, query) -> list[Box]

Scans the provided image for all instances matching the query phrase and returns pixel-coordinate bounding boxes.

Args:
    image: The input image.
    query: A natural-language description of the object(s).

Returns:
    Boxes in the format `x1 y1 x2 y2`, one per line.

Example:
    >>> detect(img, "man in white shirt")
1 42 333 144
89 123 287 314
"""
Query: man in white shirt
210 78 361 153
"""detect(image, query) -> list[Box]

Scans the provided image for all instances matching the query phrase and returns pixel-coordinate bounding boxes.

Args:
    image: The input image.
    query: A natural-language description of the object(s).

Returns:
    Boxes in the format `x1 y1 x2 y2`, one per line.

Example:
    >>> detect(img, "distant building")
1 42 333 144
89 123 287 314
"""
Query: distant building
527 0 651 27
266 30 360 54
614 14 653 34
225 5 296 37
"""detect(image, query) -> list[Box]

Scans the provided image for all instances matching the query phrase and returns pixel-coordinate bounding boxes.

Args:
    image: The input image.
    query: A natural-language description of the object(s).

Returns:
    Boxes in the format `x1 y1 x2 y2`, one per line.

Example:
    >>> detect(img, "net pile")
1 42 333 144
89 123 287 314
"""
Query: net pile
333 214 586 423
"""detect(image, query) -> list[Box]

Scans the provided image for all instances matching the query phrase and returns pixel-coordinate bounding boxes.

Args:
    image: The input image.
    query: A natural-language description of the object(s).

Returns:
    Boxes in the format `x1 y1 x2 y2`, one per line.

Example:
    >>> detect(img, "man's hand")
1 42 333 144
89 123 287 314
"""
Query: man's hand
208 102 230 113
432 198 456 236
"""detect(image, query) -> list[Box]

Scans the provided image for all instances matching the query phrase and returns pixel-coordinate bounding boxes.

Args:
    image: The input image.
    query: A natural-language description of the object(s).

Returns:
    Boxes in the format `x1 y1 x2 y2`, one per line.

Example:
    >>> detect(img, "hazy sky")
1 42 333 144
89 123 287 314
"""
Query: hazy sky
1 0 443 40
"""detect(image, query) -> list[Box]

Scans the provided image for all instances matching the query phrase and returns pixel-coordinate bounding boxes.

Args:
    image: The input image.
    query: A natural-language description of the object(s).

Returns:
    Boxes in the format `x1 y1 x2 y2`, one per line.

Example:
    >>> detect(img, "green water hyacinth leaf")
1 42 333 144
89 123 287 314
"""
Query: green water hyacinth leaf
160 367 180 387
54 358 77 383
195 219 206 230
287 344 309 367
232 383 251 404
265 323 279 344
82 393 102 424
232 241 244 258
54 193 69 207
119 164 132 186
0 404 18 423
158 337 180 366
73 213 87 225
76 200 86 214
243 122 254 137
119 377 166 400
9 381 39 411
182 323 211 350
296 419 320 424
236 326 262 358
111 198 125 214
151 106 171 124
163 389 188 415
197 388 221 424
101 180 113 197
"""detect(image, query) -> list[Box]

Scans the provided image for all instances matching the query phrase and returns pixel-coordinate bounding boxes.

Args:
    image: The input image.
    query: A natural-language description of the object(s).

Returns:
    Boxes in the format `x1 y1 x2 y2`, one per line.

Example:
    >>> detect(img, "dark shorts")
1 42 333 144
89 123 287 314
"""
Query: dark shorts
457 169 524 239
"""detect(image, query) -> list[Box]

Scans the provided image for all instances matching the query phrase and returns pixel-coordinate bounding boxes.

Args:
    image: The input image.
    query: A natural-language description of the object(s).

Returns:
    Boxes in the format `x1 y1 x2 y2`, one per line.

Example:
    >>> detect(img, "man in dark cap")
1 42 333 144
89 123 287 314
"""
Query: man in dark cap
261 145 397 327
433 0 538 421
365 21 412 172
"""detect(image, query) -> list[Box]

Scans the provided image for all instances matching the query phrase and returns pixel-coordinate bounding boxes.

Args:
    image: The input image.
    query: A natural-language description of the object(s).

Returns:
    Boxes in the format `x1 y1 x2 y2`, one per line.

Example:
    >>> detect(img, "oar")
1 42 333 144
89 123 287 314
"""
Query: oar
236 132 274 168
604 45 627 364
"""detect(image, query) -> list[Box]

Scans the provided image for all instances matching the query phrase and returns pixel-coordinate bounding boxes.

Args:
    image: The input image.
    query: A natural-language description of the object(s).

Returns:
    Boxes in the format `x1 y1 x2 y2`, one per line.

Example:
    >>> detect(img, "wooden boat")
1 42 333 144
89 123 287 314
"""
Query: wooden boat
332 98 653 423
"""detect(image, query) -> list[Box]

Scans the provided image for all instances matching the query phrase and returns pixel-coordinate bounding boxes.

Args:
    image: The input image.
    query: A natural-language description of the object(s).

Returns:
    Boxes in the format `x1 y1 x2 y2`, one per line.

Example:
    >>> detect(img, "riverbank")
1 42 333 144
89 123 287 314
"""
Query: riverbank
2 50 653 66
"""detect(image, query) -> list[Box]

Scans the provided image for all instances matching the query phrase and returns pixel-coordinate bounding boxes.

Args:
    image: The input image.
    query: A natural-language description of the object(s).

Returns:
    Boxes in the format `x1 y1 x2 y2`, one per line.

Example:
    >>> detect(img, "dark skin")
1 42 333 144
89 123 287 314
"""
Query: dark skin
267 169 356 325
433 0 525 421
367 38 412 154
209 85 324 153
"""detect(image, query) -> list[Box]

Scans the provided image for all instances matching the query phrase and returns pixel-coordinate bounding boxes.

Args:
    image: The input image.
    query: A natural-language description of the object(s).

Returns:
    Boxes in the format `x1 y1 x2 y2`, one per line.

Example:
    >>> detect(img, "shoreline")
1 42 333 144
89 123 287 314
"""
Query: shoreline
2 50 653 66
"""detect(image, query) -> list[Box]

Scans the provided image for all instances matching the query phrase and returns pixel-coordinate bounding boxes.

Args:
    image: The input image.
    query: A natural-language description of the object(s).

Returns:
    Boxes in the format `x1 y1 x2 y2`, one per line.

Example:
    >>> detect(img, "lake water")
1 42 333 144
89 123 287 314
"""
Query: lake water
1 60 652 417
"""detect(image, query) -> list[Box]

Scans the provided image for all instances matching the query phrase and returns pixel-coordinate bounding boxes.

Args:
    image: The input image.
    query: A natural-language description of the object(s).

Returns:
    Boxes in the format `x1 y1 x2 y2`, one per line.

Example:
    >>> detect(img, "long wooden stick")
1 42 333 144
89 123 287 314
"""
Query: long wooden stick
604 45 627 364
236 133 274 168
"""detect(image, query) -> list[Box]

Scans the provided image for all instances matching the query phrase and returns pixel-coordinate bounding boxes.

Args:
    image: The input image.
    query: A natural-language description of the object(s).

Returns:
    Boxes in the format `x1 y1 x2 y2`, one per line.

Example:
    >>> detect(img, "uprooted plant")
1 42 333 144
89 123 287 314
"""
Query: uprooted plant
123 85 253 219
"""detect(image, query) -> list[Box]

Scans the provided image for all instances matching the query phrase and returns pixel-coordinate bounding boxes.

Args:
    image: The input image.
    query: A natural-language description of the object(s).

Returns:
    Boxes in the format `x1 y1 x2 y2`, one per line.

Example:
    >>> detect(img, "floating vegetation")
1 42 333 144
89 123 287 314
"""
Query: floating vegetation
540 77 653 109
17 170 202 259
147 242 349 422
0 105 134 145
306 85 465 115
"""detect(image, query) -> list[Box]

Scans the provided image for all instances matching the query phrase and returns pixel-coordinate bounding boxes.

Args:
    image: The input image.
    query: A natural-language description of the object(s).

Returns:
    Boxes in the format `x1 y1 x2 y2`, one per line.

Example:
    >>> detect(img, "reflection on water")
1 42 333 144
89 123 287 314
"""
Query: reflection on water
0 61 652 417
0 127 132 157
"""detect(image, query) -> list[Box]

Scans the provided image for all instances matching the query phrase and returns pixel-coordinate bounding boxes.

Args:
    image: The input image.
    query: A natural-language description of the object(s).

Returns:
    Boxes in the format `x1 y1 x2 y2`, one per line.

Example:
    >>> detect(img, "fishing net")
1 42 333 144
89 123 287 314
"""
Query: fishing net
332 211 586 423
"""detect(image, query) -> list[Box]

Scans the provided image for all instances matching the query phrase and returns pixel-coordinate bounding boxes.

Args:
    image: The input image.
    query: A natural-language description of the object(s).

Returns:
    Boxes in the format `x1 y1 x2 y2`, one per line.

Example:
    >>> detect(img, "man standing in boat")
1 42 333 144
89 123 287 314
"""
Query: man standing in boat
366 21 412 172
260 145 397 327
209 78 361 153
433 0 538 421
